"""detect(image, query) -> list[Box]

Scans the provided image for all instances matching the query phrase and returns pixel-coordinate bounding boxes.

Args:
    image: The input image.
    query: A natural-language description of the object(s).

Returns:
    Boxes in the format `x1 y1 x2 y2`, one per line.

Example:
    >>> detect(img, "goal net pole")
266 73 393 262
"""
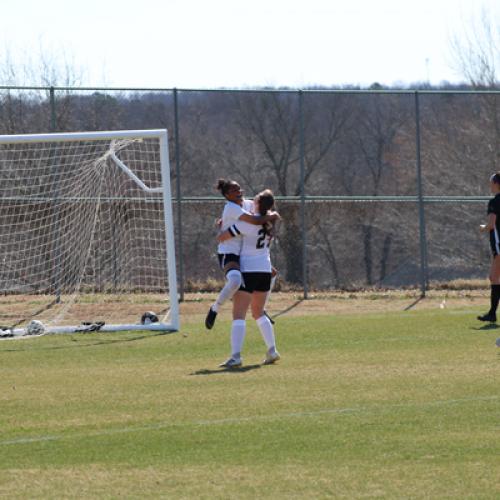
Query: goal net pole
159 130 180 331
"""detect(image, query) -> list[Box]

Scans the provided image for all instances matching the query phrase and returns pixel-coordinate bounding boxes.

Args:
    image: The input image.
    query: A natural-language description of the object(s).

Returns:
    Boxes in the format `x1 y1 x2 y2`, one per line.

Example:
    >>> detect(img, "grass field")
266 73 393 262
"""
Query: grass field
0 293 499 498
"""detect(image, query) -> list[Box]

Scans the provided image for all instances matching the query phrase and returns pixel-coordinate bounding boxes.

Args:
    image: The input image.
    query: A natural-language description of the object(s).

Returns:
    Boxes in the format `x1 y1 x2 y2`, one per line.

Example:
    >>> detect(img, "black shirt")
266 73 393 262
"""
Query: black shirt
487 193 500 235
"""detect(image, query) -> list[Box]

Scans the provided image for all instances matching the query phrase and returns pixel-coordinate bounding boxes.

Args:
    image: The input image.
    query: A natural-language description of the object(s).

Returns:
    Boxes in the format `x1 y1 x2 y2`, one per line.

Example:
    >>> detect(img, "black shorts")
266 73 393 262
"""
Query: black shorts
239 272 272 293
490 232 500 257
218 253 240 271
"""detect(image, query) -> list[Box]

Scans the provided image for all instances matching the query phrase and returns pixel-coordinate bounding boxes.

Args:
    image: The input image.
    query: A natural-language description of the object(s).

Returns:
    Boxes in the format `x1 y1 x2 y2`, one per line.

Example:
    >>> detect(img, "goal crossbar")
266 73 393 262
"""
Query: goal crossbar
0 129 168 144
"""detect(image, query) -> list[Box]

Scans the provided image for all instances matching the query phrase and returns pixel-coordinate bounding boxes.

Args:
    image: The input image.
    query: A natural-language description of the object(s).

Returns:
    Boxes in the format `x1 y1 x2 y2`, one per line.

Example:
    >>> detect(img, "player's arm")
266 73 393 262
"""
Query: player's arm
217 224 243 243
265 219 278 239
238 211 280 225
480 213 496 232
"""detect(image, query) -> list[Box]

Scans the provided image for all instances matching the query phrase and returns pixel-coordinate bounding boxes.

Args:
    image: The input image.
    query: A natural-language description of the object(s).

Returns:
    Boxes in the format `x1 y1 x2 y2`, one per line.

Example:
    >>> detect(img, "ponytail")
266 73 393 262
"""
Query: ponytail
216 178 238 197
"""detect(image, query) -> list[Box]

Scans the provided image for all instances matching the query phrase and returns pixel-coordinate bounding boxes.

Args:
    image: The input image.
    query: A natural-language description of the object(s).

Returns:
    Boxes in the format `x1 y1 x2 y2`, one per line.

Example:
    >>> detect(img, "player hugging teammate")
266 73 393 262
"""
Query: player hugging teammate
206 179 281 367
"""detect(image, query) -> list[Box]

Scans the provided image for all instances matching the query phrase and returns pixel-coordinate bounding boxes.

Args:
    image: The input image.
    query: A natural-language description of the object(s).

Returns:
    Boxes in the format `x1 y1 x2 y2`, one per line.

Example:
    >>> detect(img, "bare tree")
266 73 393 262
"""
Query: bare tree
0 39 85 87
0 41 85 133
309 94 416 287
449 8 500 172
231 92 350 283
450 8 500 87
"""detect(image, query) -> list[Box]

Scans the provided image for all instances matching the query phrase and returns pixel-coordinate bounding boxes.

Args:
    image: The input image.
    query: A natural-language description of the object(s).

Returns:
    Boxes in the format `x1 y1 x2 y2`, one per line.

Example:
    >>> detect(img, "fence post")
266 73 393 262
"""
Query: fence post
415 91 428 296
49 87 56 131
173 88 185 302
298 90 308 299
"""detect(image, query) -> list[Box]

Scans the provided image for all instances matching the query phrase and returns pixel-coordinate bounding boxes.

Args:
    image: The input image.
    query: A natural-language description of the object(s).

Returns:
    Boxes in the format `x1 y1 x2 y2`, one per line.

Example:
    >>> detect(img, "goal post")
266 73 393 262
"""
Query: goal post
0 129 179 337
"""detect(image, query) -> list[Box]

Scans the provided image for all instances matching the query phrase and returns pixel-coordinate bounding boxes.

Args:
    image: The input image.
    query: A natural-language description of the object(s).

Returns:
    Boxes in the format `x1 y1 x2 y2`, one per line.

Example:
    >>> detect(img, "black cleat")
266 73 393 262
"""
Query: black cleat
264 310 275 325
477 312 497 323
205 307 217 329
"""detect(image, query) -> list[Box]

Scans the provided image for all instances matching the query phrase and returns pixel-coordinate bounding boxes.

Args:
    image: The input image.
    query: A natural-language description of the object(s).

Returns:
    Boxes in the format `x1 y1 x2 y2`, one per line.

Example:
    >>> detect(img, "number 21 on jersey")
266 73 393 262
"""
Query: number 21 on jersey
256 226 271 249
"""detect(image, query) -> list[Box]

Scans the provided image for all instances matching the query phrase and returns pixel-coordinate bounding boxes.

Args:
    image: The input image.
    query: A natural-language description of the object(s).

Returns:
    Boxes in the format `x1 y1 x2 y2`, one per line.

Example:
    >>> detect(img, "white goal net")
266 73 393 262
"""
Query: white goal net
0 129 179 337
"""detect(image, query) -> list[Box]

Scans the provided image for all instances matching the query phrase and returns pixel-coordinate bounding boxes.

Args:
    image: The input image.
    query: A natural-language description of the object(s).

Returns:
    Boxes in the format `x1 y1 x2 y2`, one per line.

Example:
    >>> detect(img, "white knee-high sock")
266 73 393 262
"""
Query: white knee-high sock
231 319 246 359
256 315 276 352
212 269 242 312
264 275 277 308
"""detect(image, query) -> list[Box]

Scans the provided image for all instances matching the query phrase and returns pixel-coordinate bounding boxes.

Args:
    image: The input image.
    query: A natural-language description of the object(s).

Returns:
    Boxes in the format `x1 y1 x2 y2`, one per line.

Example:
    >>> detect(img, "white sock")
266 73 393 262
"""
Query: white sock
256 315 276 352
264 275 277 308
231 319 246 359
212 269 242 313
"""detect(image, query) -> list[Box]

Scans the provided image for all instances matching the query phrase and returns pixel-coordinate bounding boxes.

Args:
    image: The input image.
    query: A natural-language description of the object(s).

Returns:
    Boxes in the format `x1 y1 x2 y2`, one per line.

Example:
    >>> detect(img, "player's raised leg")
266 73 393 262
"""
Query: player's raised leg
206 256 242 330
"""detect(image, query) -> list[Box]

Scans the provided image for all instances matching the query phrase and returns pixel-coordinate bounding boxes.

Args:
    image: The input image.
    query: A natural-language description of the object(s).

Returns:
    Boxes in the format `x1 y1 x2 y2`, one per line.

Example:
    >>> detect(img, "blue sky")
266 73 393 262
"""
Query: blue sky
1 0 499 88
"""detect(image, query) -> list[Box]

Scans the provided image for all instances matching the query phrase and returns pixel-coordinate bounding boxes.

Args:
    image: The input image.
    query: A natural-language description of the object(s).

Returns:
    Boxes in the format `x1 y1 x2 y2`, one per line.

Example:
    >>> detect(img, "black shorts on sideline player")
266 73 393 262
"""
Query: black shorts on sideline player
239 272 272 293
218 253 240 271
490 231 500 257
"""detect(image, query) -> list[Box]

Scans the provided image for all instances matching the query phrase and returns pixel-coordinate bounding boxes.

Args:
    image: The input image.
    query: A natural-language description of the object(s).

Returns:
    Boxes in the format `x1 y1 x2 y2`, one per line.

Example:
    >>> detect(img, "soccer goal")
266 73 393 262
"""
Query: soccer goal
0 129 179 337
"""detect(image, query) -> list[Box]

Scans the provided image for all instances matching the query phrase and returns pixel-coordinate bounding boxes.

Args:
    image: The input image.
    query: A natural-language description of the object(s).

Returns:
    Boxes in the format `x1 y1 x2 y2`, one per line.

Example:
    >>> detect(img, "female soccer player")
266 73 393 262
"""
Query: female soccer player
478 172 500 322
205 179 279 329
216 189 280 367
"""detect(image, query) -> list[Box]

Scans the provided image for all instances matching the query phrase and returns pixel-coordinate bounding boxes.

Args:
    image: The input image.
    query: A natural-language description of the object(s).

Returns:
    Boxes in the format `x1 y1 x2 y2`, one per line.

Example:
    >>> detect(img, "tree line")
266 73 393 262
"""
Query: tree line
0 85 499 291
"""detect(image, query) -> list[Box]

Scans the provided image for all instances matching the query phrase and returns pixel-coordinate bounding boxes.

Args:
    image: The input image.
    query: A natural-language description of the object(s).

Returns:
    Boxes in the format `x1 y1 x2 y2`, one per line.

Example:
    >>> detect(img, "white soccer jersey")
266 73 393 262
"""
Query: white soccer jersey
217 199 254 255
229 220 272 272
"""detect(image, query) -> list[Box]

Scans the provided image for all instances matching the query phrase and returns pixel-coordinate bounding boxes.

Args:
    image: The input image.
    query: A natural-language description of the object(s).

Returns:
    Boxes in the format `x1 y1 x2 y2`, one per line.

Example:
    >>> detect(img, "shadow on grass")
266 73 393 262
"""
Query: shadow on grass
191 363 262 376
470 323 500 331
0 330 176 352
271 299 304 320
403 295 425 311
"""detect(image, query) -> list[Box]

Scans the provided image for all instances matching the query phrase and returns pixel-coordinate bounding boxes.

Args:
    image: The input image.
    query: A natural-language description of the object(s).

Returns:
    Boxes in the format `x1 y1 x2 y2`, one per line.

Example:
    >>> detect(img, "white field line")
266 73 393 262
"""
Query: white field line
1 395 499 447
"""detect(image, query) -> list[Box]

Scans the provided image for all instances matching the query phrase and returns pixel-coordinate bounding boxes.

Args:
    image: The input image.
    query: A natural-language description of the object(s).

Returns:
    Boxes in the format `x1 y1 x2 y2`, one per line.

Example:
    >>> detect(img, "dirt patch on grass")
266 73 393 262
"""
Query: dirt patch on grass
181 289 489 322
0 289 488 329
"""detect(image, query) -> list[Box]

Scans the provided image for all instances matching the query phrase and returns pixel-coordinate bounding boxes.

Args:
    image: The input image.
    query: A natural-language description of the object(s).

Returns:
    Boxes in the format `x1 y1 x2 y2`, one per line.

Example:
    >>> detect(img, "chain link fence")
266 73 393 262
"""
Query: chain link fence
1 85 499 299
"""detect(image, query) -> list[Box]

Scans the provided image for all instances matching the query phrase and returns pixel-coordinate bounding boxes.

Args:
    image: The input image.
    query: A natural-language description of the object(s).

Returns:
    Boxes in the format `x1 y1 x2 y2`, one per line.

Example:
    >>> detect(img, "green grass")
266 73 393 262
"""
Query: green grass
0 308 499 498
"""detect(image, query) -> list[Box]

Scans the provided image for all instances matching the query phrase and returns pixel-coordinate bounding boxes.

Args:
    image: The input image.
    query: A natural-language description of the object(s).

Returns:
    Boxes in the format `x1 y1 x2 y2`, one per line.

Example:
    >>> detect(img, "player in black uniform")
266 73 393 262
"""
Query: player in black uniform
478 173 500 322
